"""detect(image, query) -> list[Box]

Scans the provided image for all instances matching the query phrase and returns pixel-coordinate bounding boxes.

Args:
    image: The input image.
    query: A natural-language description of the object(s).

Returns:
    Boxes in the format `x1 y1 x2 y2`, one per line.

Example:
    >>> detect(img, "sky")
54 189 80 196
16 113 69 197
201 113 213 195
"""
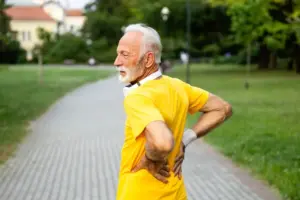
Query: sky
7 0 92 9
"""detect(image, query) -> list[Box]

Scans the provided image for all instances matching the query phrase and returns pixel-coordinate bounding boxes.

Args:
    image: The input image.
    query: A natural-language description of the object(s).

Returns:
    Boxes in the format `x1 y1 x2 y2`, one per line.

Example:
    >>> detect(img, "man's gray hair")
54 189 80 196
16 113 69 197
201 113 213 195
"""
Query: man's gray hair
124 23 162 64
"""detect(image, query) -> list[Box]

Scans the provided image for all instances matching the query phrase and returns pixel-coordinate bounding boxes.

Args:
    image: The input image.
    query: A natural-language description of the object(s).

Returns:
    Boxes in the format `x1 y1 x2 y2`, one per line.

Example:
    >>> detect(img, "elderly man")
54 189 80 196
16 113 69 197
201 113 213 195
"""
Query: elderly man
114 23 232 200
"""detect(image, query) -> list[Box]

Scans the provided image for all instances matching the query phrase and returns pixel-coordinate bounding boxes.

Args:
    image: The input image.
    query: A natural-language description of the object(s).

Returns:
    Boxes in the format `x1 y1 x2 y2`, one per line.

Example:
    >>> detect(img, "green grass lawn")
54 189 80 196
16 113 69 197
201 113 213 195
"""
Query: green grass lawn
0 66 112 164
169 64 300 200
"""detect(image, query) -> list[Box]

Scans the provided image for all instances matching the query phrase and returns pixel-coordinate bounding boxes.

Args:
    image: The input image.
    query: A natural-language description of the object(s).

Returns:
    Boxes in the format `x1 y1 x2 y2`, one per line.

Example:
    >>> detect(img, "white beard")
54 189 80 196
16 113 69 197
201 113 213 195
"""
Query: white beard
117 66 142 84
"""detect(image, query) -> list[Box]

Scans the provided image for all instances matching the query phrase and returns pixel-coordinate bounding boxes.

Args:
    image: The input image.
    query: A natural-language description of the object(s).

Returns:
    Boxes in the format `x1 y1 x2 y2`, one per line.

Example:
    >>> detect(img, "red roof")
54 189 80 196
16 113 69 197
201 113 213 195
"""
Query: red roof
5 6 54 21
66 9 83 17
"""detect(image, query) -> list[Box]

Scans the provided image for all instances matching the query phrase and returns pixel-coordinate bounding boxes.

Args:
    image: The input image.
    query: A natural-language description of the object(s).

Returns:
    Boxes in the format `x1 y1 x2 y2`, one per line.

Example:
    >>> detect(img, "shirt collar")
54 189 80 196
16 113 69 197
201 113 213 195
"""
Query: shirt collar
123 70 162 97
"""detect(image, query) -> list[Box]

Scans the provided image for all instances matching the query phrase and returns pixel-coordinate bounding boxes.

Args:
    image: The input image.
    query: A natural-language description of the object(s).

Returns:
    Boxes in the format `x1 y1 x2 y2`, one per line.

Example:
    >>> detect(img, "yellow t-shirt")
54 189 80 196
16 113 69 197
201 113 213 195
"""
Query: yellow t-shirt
116 75 209 200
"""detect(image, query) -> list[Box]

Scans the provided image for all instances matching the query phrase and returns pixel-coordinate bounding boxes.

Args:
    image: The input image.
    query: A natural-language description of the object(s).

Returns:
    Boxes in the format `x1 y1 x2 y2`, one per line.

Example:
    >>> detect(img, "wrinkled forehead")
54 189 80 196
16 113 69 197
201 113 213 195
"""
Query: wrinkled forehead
117 32 143 54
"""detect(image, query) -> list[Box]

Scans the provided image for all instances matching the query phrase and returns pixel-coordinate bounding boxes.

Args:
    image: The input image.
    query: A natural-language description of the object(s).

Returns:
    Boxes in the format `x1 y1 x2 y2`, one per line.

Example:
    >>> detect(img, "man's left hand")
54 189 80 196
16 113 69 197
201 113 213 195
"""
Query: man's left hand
131 155 170 184
173 142 185 179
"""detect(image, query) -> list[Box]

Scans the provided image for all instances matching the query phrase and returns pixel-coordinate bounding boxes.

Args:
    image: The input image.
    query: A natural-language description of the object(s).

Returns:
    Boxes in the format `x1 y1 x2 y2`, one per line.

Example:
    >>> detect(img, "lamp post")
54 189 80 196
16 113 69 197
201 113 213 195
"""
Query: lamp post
186 0 191 84
41 0 66 39
37 0 65 84
161 7 170 22
160 7 170 74
121 26 126 33
161 7 170 37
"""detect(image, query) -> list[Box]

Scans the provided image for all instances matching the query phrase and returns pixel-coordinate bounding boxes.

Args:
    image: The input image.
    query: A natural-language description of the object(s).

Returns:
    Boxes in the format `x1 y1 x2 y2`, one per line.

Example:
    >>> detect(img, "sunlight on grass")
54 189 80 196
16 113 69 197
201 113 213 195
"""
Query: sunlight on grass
0 66 112 164
170 64 300 200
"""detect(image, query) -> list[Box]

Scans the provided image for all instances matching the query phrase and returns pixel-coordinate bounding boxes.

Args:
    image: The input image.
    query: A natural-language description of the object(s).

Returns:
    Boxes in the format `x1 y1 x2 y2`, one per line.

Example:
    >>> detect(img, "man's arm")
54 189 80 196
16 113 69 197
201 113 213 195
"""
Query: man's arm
194 93 232 137
144 121 174 161
183 93 233 147
174 93 232 178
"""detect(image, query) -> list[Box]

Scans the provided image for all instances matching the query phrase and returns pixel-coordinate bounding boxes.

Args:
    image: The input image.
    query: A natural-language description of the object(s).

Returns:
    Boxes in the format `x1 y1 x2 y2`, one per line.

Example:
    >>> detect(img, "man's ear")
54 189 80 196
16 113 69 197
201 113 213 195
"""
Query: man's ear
145 52 155 68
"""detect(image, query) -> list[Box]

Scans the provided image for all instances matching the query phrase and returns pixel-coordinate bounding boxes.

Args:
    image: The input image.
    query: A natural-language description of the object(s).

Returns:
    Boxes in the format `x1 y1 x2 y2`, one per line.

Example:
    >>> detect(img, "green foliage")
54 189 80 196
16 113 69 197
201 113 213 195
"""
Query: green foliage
0 0 25 64
0 0 11 35
89 38 117 62
227 0 289 50
82 0 232 61
33 28 90 64
287 4 300 44
201 43 221 56
45 33 89 63
82 0 131 45
0 35 26 64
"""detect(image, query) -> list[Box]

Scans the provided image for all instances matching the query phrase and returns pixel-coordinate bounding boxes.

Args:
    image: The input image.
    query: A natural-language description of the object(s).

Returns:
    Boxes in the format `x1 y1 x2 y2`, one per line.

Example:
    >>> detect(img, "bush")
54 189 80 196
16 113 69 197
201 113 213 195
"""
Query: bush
0 36 26 64
44 33 90 63
212 55 240 64
89 38 117 63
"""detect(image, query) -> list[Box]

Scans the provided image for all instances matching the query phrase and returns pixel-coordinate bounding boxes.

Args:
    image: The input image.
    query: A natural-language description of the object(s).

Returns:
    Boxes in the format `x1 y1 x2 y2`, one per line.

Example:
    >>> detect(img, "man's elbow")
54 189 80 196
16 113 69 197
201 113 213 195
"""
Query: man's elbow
152 134 174 154
223 102 233 119
145 121 175 154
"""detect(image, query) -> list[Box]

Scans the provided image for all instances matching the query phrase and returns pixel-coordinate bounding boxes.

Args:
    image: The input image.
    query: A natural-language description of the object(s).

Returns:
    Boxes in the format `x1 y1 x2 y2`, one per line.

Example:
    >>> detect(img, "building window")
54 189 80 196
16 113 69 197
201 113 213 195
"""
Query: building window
21 31 31 41
22 31 26 41
27 31 31 41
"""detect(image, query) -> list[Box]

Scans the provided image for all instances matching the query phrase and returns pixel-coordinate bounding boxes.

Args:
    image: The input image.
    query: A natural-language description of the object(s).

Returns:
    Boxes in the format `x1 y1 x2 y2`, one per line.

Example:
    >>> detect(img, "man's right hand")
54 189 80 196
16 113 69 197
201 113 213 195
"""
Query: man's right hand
131 155 171 184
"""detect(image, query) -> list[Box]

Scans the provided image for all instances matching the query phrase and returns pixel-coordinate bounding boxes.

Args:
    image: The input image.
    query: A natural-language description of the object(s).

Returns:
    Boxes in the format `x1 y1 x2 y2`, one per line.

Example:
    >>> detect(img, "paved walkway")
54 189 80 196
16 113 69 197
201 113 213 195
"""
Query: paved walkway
0 76 281 200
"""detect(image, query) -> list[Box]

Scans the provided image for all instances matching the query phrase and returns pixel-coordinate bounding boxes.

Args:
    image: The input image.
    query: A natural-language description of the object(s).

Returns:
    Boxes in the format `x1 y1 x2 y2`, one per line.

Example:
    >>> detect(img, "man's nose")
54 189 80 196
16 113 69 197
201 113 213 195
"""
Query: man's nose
114 56 122 66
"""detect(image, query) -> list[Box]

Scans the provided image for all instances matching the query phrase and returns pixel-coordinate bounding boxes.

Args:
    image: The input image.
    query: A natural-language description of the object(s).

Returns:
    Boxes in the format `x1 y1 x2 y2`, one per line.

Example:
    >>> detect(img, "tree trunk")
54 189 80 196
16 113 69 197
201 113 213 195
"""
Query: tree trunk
258 44 270 69
295 45 300 74
38 52 43 84
269 52 277 69
287 59 294 71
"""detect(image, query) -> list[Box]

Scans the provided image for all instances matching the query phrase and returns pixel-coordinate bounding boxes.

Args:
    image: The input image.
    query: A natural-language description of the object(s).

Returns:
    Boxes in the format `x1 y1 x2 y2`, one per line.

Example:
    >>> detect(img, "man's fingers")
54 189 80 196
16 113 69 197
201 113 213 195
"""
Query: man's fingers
174 164 181 176
154 173 168 184
175 155 184 162
131 162 144 173
178 168 182 180
173 157 183 172
174 165 182 179
161 164 170 172
159 169 170 177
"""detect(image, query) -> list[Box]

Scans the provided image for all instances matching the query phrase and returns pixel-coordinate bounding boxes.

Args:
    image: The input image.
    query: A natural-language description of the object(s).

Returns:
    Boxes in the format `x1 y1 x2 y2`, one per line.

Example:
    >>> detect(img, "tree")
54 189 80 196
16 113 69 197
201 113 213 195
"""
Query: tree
0 0 25 64
285 0 300 73
231 1 288 68
209 0 300 73
0 0 11 35
83 0 131 45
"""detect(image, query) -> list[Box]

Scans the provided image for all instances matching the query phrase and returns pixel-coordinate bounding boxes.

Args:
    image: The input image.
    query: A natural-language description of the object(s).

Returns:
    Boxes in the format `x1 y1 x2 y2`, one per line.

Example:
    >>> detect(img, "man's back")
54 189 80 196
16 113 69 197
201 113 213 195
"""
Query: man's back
116 75 209 200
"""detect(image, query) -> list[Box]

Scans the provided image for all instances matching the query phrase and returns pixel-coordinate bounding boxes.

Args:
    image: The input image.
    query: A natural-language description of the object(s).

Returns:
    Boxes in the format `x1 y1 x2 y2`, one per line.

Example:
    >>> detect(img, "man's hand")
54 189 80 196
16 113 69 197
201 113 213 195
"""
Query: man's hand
173 142 185 179
131 155 170 184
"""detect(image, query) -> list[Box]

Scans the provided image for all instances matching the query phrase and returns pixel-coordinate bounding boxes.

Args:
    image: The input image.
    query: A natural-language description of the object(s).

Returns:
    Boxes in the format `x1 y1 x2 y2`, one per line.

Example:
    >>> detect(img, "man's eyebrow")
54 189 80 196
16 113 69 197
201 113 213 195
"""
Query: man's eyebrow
117 50 130 55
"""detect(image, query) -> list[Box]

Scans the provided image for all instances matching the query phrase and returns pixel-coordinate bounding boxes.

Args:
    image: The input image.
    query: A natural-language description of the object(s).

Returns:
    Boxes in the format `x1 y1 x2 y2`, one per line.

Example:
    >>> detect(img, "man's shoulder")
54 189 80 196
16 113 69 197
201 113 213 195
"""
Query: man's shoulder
163 75 187 85
124 91 152 105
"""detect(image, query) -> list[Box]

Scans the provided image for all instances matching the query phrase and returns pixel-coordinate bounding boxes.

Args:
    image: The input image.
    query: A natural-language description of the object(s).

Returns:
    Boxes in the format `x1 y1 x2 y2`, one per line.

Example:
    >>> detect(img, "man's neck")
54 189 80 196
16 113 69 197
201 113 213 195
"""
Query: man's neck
130 66 160 85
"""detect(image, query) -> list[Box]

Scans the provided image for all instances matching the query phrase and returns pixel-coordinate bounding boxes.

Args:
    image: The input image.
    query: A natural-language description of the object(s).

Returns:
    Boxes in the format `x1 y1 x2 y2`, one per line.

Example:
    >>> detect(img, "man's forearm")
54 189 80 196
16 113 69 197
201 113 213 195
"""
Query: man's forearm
192 109 231 138
183 108 232 147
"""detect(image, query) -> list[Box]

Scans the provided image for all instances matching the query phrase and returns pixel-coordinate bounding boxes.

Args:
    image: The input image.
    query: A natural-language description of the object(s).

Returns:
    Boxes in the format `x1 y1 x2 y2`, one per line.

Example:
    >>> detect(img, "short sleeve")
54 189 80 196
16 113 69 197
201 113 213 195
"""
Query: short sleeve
183 82 210 114
124 94 164 139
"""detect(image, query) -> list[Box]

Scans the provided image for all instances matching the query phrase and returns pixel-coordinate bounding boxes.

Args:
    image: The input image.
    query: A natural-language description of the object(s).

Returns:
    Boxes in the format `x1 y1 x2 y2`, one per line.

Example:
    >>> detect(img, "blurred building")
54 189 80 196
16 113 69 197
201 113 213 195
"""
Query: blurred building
65 9 86 35
5 3 85 61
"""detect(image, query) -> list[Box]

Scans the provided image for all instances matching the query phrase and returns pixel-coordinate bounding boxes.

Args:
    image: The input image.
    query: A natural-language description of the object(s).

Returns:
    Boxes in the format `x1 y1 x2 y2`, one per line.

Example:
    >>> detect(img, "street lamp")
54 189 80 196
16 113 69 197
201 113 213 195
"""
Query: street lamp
41 0 66 38
161 7 170 21
36 0 65 84
161 6 170 38
121 26 126 33
186 0 191 84
160 6 170 75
